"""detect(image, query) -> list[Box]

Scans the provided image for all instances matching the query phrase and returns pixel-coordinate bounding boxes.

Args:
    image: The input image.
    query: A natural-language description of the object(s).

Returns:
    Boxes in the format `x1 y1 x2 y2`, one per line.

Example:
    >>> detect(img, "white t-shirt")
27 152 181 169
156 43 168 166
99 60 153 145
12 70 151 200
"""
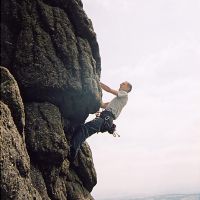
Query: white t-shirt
106 90 128 119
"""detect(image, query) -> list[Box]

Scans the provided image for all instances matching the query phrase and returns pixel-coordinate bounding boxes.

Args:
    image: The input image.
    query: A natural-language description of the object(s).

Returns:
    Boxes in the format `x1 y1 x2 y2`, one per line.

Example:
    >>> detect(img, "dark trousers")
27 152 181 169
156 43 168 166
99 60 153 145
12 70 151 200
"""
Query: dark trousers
71 117 104 153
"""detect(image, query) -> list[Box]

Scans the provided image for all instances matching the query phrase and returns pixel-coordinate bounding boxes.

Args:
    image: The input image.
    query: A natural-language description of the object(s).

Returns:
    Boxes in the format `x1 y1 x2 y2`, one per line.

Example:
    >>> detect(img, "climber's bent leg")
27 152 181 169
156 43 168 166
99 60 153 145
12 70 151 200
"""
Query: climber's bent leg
70 117 104 160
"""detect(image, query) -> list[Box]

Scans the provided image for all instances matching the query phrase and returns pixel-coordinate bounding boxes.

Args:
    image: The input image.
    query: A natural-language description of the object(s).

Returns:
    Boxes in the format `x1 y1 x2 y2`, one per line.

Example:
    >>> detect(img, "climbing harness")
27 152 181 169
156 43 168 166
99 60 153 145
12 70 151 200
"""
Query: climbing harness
98 110 120 137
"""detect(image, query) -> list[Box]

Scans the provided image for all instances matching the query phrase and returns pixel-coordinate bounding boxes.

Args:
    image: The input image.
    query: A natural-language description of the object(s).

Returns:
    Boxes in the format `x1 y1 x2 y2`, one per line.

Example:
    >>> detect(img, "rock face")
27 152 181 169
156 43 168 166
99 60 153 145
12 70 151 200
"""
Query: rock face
0 68 42 200
1 0 101 122
0 0 101 199
0 67 25 135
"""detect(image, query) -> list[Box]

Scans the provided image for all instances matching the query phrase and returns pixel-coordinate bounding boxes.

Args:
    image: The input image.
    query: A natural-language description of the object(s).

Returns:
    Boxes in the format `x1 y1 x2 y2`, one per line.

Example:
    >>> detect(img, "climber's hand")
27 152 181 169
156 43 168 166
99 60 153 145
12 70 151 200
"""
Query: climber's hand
95 111 101 117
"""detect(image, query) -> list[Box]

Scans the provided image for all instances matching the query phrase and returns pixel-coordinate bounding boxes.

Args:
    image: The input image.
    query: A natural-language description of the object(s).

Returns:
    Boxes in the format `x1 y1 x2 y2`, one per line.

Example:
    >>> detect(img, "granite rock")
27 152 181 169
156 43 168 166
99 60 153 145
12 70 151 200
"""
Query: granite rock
0 66 25 135
1 0 101 199
0 101 42 200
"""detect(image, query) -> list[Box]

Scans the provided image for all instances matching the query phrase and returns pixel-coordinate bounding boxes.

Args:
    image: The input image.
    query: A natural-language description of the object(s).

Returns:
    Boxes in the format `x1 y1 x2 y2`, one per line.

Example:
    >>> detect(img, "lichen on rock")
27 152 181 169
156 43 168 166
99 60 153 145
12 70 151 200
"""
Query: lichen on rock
1 0 102 122
0 101 42 200
0 66 25 135
1 0 101 199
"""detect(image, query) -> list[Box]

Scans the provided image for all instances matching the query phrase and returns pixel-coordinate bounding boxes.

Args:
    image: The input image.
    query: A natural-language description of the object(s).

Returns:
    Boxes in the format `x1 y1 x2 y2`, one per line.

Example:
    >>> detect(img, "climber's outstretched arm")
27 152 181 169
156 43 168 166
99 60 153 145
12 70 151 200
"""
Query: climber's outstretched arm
100 82 118 96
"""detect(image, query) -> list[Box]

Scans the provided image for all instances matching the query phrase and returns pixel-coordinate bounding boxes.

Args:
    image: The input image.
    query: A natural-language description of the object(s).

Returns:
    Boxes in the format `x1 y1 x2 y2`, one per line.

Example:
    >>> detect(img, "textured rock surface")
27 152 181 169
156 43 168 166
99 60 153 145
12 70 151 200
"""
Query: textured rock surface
0 66 25 135
1 0 101 122
0 101 42 200
1 0 101 199
25 102 69 165
76 143 97 192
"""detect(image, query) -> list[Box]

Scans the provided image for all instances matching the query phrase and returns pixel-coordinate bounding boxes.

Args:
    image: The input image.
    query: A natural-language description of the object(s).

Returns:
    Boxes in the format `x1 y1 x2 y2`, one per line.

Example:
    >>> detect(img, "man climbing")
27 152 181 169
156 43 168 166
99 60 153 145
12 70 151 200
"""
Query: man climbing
69 81 132 161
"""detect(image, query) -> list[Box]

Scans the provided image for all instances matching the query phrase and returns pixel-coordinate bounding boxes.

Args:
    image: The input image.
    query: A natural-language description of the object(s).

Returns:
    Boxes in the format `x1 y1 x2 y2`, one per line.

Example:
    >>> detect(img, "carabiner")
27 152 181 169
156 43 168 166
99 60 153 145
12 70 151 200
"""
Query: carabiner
105 116 110 120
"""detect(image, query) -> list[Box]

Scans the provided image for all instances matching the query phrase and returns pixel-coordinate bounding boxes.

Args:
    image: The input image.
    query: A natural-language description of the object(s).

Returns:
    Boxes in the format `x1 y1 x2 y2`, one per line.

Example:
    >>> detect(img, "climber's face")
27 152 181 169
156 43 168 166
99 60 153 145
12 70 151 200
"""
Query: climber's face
119 81 132 92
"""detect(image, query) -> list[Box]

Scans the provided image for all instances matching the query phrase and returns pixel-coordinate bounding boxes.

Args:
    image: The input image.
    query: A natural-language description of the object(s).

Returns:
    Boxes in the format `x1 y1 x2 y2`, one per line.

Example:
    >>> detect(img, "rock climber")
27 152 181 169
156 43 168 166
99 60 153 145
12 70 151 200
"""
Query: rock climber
69 81 132 161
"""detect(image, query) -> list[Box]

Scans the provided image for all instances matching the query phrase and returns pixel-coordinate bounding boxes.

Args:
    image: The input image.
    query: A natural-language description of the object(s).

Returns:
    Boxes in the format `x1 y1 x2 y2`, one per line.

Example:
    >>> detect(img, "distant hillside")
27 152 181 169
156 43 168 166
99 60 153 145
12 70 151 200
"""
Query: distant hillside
131 194 200 200
100 194 200 200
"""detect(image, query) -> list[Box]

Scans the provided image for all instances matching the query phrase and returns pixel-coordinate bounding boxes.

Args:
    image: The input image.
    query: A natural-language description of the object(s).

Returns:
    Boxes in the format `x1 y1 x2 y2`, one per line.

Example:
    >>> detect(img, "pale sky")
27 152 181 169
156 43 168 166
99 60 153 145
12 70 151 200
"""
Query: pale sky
82 0 200 199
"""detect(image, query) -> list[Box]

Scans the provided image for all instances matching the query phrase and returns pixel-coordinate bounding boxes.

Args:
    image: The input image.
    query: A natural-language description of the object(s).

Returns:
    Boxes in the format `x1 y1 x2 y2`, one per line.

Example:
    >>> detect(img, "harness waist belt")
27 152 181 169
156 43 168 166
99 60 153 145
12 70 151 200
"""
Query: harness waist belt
101 110 115 119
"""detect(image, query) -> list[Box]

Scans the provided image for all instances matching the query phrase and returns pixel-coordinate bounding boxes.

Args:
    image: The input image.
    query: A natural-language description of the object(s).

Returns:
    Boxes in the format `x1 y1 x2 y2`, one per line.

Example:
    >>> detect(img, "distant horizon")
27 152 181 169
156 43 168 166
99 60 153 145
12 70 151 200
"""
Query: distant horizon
97 193 200 200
